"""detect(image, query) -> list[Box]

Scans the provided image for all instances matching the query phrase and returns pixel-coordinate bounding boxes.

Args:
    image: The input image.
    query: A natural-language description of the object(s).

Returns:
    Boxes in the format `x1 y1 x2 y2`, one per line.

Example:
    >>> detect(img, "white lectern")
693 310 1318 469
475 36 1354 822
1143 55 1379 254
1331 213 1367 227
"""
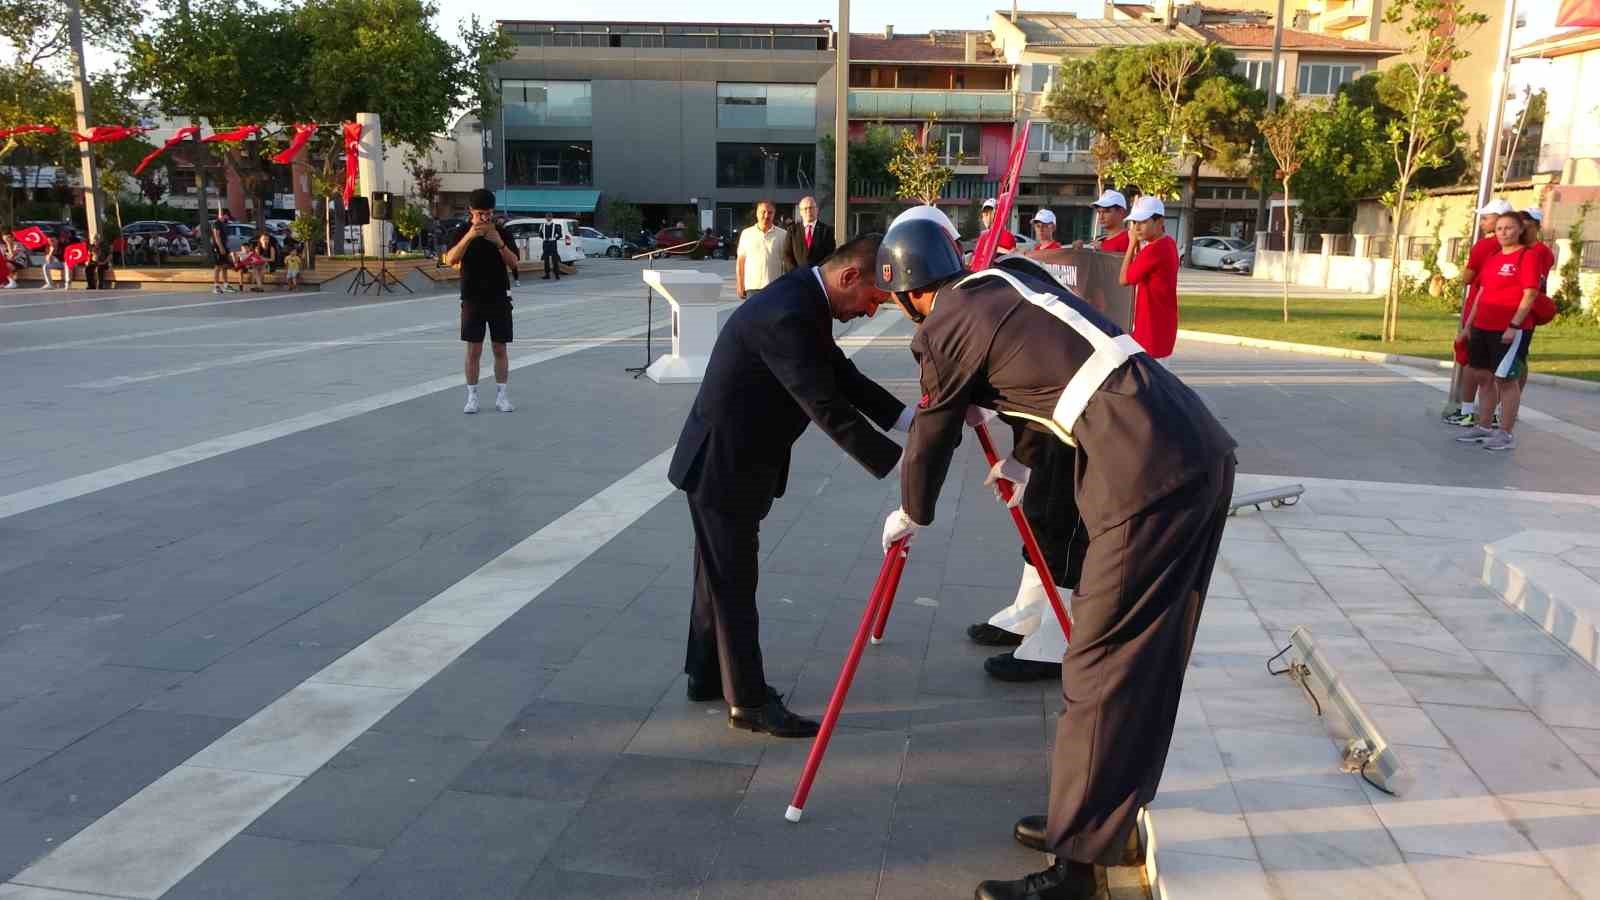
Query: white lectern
642 269 735 384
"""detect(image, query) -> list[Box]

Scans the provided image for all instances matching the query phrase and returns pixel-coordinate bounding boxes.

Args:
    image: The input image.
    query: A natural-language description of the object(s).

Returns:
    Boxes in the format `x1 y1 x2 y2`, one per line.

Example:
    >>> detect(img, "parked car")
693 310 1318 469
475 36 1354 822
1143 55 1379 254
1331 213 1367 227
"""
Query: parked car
502 217 584 265
18 220 76 241
573 226 624 258
1183 236 1254 270
652 227 725 258
122 221 194 243
1220 248 1255 275
209 222 258 252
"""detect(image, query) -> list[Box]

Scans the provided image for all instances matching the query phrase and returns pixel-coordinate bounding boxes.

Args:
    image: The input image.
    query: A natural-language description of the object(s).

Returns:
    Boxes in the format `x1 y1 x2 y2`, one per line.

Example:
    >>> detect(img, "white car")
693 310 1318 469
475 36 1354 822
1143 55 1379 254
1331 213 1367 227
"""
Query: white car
572 226 624 258
502 218 584 265
1184 236 1253 270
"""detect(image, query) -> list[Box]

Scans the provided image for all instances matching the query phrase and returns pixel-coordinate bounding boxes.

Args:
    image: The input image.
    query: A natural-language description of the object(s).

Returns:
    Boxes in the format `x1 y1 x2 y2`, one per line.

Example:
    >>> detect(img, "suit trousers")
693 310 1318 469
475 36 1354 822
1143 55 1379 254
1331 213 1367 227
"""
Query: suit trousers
1018 441 1087 590
1045 452 1235 865
541 240 560 278
684 494 769 707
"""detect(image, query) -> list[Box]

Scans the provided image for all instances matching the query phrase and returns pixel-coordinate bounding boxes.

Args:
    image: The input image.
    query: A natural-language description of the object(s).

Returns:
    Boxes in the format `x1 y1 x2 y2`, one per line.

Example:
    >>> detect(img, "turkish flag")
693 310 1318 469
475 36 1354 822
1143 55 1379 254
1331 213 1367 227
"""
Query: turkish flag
73 125 145 144
133 125 201 175
14 226 47 250
1556 0 1600 27
271 123 317 165
342 122 363 207
62 242 90 267
971 119 1031 270
203 124 261 143
0 124 60 139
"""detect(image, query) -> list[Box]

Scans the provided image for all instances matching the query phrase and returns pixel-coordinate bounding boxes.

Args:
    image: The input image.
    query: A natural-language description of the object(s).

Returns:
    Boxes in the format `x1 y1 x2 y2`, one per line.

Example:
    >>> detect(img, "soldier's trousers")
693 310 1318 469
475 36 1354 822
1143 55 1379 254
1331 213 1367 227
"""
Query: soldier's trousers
1045 452 1235 865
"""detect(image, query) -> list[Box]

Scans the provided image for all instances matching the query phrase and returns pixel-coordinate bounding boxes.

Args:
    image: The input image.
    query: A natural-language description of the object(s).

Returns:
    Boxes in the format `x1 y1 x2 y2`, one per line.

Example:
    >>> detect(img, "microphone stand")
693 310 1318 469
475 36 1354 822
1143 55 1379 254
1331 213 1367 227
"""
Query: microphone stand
624 239 703 379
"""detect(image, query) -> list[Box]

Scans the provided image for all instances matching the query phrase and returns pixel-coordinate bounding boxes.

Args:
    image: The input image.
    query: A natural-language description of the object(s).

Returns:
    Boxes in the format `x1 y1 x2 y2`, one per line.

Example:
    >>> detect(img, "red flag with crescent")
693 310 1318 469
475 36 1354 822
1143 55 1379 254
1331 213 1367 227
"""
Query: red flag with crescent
62 242 90 267
971 118 1032 270
271 123 317 164
1556 0 1600 26
342 121 363 207
203 124 261 143
133 125 201 175
14 226 47 250
73 125 147 144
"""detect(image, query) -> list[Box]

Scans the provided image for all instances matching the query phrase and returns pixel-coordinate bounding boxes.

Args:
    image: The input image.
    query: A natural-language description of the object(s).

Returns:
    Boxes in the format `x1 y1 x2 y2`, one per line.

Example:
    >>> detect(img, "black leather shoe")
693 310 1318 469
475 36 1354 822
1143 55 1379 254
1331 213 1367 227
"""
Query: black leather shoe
985 653 1063 683
688 679 782 704
967 623 1025 647
1013 814 1048 853
974 862 1097 900
729 697 820 738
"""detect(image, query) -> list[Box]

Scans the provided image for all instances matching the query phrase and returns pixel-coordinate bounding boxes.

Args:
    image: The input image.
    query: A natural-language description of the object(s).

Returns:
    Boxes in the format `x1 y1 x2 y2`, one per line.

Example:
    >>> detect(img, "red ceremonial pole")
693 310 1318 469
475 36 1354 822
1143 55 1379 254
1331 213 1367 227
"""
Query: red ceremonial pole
785 537 907 822
869 534 910 643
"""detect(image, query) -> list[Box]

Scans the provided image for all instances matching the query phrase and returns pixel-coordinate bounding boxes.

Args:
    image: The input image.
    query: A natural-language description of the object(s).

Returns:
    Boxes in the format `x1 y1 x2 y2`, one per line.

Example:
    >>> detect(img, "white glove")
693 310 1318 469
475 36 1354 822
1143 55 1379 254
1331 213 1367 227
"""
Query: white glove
984 456 1030 509
881 508 920 554
892 406 915 433
965 405 998 427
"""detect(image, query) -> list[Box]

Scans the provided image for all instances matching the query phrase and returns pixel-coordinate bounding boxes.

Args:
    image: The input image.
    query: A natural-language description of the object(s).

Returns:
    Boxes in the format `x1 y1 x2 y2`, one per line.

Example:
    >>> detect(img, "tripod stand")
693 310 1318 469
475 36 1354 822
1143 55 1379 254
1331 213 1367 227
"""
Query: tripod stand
346 248 378 295
624 245 684 378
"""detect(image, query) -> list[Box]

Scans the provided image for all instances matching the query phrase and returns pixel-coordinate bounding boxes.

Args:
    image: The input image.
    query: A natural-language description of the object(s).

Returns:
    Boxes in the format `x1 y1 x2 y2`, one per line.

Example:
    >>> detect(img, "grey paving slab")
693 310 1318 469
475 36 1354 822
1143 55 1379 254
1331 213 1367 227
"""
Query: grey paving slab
334 791 580 900
0 748 48 786
517 866 699 900
138 641 348 719
538 635 683 710
0 808 95 884
0 665 187 751
528 560 668 611
451 700 646 802
161 835 381 900
247 731 488 849
372 655 556 742
542 755 753 886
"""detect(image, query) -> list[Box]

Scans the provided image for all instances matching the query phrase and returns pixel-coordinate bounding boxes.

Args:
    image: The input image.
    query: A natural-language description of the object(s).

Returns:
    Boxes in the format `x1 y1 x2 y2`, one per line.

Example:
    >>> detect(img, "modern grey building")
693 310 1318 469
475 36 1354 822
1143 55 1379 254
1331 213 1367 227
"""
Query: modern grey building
486 20 838 236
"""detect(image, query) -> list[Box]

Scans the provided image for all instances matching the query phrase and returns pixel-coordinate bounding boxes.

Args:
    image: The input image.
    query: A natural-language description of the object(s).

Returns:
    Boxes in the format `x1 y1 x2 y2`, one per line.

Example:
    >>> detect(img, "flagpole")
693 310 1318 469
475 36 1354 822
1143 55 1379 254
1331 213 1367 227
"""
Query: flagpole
66 0 102 243
833 0 850 238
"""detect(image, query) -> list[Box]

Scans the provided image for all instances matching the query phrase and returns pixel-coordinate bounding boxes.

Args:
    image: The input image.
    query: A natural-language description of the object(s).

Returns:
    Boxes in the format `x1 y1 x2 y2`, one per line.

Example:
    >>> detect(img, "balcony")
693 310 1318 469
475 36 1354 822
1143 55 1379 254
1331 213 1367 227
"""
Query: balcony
939 156 990 176
1033 150 1093 176
847 89 1013 122
850 178 1000 201
1314 0 1371 32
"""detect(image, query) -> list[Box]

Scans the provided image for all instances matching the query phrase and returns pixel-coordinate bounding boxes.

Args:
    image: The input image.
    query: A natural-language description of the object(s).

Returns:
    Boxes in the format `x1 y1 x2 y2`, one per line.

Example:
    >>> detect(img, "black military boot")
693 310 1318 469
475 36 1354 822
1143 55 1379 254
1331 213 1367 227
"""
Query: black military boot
974 861 1097 900
984 652 1062 682
967 622 1025 646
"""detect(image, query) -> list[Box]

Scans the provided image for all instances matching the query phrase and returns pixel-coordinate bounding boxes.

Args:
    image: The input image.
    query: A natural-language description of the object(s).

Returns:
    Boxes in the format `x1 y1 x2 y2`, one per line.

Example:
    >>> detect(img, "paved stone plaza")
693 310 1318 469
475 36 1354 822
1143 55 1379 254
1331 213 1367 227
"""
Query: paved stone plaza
2 262 1599 899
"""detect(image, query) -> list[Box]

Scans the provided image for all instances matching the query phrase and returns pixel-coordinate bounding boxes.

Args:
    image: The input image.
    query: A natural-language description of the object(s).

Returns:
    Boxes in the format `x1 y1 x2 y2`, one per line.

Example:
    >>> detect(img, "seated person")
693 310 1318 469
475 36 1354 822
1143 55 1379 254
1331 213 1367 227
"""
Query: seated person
242 232 278 291
86 237 114 290
42 236 70 289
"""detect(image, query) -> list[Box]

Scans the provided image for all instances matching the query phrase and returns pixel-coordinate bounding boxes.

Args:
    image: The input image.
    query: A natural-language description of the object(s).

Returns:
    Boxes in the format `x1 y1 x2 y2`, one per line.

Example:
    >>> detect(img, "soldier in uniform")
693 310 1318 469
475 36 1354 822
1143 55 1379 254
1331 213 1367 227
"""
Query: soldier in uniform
874 217 1236 900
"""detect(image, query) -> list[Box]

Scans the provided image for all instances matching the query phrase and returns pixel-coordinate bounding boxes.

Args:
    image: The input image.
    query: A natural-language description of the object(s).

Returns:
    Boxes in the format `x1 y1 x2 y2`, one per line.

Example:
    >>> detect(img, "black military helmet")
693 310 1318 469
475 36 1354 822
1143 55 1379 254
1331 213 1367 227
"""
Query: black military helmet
875 217 965 294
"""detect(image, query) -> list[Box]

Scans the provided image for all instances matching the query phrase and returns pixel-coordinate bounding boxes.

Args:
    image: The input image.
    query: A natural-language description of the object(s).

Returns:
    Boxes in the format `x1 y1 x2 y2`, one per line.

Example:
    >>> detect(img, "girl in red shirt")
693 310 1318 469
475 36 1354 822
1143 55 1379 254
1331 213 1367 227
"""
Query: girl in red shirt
1458 212 1539 451
1118 196 1179 359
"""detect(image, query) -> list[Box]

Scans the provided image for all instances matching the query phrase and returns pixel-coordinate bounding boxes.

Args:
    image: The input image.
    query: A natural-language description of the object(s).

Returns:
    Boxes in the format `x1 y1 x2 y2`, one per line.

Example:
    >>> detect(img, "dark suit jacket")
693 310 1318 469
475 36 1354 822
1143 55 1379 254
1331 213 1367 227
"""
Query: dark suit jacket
669 267 906 518
783 221 835 271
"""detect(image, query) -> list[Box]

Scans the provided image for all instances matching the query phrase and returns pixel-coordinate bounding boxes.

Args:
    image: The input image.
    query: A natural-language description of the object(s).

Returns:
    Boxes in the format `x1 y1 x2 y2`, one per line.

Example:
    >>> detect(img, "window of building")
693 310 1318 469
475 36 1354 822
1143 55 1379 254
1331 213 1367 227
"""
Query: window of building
716 143 815 189
1196 185 1258 200
1027 122 1092 158
502 80 592 130
929 123 981 164
1235 59 1284 93
504 141 593 186
1297 63 1362 96
717 83 817 129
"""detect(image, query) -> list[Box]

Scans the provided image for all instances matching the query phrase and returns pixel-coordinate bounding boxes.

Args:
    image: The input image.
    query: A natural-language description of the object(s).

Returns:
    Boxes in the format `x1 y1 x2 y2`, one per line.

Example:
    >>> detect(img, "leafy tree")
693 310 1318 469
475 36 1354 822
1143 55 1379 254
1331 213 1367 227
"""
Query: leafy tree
391 200 424 241
1100 120 1178 200
407 156 441 216
1553 201 1593 319
605 197 643 241
1376 0 1486 342
818 123 902 190
1261 100 1313 323
1292 92 1390 218
887 126 953 205
458 14 513 122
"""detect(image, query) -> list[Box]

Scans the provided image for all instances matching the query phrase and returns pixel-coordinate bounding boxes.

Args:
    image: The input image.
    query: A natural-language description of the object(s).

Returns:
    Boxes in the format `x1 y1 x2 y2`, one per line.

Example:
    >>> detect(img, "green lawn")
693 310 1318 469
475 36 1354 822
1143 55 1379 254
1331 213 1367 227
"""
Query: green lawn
1182 294 1600 383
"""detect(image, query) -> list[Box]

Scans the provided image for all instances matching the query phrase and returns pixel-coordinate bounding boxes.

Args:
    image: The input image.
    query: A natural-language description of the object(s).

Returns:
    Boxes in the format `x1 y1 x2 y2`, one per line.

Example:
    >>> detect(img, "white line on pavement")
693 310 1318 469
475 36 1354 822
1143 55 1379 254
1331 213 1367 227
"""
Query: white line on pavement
0 291 298 327
0 288 193 310
1 310 905 899
1379 363 1600 453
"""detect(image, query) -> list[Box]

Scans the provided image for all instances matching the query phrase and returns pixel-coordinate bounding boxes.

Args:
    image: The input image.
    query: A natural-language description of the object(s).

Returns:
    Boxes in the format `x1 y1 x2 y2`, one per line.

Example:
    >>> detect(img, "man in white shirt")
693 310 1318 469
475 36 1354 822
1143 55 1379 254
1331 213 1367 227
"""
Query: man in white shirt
736 200 787 299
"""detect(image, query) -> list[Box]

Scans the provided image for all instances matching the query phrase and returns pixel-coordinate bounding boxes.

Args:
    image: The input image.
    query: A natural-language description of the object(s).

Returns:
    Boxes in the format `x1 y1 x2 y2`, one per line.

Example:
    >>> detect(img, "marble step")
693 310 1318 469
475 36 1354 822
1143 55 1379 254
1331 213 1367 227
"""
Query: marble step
1481 530 1600 669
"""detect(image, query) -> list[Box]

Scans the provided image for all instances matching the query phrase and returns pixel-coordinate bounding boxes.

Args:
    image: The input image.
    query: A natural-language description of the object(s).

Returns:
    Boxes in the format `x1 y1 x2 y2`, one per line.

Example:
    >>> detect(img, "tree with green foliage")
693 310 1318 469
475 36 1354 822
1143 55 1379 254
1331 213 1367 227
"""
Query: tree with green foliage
818 123 901 193
605 197 643 243
1377 0 1486 342
1554 202 1593 319
1292 91 1391 219
1261 100 1314 323
391 200 425 242
887 125 953 206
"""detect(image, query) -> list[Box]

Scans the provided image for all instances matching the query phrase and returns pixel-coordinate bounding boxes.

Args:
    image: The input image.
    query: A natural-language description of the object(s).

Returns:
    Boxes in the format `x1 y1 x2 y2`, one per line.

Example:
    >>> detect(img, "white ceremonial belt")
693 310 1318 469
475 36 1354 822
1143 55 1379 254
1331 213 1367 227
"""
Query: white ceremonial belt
956 268 1145 443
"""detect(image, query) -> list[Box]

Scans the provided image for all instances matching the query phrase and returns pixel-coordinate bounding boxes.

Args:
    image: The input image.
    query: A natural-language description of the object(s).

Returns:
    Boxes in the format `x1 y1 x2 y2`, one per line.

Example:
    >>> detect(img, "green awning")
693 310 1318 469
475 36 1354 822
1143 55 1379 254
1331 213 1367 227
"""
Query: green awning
497 189 601 214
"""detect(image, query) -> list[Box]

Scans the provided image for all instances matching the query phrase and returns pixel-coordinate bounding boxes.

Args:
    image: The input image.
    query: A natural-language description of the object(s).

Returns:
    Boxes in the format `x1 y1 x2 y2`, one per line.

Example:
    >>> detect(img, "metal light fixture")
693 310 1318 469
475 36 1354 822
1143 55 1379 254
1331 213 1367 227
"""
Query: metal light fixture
1284 627 1409 795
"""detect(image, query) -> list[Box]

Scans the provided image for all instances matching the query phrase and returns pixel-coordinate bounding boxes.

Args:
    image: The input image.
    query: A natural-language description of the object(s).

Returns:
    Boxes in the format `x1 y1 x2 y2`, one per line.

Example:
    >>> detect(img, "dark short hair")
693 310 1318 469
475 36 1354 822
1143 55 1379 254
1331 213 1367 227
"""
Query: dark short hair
468 188 495 211
822 232 883 273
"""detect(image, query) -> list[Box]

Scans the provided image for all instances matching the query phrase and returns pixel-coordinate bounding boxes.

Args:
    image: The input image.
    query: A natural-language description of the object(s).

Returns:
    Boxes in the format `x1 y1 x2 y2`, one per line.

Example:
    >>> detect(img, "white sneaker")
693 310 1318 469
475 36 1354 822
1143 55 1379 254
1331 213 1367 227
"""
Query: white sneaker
2 279 16 289
214 285 224 294
1484 431 1517 452
495 392 514 413
463 393 479 414
224 285 239 293
1456 426 1495 443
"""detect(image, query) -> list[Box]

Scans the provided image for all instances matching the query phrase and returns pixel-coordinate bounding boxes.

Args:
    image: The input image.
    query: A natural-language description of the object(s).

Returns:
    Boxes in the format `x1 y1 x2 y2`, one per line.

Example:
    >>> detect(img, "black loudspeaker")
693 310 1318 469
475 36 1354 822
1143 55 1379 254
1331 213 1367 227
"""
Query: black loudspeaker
346 196 370 226
370 191 393 221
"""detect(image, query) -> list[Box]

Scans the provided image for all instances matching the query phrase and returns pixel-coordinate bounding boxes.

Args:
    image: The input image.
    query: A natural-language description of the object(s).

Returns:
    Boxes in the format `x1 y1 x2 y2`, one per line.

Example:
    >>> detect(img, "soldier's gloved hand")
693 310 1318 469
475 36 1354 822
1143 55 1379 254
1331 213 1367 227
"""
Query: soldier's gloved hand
964 405 998 427
984 456 1030 509
881 508 920 554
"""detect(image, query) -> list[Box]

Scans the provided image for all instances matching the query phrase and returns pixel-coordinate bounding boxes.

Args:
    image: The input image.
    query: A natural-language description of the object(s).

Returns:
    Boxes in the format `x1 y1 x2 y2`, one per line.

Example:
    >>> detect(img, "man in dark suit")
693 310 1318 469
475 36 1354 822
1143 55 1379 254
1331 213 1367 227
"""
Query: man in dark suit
782 195 835 272
668 234 912 737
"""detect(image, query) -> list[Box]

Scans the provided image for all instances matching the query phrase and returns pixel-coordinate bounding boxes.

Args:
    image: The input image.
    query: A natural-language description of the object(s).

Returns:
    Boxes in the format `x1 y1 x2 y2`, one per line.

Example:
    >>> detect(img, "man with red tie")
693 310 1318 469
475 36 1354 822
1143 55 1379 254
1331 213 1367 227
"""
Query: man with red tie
782 195 836 271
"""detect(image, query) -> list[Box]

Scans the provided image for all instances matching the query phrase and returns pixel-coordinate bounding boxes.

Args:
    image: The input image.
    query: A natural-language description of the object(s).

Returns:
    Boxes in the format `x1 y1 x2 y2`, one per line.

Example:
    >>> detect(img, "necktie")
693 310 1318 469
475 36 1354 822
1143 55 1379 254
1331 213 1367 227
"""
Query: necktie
805 225 813 249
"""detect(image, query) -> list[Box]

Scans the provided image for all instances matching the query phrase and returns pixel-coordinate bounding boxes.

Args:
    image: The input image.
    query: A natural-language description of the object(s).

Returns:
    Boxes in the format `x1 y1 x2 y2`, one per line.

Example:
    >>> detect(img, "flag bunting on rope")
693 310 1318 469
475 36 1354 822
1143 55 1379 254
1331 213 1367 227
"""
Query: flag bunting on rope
132 125 201 175
271 123 318 164
202 124 262 143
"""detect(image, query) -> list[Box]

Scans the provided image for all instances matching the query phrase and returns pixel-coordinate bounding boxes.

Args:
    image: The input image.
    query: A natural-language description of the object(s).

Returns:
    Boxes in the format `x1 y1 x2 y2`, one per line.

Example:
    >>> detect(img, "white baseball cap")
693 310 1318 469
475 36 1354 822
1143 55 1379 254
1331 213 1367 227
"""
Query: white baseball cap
1476 198 1513 216
1091 189 1128 209
1031 208 1056 225
1125 195 1166 222
1522 208 1543 223
981 198 997 210
889 204 961 240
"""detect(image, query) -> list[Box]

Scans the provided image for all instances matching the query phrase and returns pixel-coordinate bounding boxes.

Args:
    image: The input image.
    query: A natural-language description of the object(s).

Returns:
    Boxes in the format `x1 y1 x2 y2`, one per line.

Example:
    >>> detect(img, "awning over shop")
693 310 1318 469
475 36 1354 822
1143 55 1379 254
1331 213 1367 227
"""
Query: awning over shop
496 188 601 214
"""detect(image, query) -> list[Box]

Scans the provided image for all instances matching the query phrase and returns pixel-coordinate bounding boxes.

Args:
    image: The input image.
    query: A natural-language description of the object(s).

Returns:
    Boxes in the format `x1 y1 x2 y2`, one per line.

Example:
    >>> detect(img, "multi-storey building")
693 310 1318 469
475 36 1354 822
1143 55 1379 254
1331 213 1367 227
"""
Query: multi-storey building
486 19 836 234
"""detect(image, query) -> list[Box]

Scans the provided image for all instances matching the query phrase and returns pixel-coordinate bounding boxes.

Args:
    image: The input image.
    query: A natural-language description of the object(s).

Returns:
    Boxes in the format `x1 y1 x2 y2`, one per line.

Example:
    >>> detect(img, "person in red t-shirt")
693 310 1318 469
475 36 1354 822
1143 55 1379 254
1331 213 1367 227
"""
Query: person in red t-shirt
980 198 1017 254
1457 212 1539 451
1030 208 1063 250
1090 189 1131 254
1119 196 1180 358
1450 199 1514 426
1521 209 1556 289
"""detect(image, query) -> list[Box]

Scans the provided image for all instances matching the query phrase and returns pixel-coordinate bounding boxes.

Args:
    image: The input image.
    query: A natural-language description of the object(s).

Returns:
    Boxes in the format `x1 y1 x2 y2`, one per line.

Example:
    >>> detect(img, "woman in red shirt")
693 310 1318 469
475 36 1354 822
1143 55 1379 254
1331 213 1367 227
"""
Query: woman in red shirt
1118 196 1179 358
1458 212 1539 451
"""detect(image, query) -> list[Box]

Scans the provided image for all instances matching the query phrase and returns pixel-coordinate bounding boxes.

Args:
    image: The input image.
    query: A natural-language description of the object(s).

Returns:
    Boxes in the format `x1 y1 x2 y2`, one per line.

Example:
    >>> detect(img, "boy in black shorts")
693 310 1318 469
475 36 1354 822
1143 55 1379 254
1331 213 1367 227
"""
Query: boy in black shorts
443 189 520 413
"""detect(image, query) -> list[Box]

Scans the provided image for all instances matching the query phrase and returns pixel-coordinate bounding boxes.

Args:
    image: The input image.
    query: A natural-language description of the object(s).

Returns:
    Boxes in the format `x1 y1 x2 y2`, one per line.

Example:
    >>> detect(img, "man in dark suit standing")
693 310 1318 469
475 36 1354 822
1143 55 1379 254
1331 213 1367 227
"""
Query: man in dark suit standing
782 195 835 273
540 214 561 280
668 234 912 737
